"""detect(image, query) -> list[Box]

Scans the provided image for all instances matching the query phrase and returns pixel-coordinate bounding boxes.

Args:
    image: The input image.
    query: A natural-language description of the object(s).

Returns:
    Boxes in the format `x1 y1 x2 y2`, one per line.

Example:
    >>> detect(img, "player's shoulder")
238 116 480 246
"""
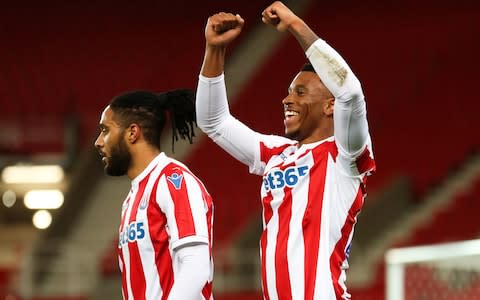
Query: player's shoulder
152 158 190 191
259 134 297 151
158 156 190 176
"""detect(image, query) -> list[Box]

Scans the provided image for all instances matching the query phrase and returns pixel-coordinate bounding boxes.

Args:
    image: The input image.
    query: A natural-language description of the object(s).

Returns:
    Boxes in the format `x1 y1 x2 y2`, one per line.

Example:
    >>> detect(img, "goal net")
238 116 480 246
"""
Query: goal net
385 239 480 300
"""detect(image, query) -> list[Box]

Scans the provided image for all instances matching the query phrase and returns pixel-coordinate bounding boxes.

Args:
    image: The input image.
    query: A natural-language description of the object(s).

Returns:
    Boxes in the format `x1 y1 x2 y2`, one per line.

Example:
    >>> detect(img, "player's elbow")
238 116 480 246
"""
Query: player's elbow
335 74 364 104
197 117 218 137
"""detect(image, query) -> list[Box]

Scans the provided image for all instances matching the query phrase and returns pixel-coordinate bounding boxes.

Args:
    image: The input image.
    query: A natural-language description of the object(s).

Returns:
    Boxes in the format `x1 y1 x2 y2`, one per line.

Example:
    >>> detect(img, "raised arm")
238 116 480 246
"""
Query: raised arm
263 1 370 159
196 13 262 172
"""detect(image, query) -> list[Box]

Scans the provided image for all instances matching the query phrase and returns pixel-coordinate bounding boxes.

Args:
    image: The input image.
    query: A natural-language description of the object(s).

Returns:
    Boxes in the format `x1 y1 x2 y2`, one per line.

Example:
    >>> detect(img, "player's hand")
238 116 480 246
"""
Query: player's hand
262 1 300 32
205 12 245 47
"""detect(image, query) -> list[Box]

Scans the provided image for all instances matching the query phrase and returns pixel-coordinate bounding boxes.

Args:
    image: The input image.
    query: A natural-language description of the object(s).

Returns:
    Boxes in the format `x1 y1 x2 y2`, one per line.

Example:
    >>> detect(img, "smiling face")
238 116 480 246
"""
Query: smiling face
283 71 334 145
94 106 132 176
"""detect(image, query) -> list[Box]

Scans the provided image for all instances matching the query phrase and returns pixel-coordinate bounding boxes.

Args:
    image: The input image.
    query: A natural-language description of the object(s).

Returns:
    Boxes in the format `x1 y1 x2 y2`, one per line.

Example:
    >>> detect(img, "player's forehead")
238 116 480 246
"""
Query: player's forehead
99 106 118 127
288 71 322 91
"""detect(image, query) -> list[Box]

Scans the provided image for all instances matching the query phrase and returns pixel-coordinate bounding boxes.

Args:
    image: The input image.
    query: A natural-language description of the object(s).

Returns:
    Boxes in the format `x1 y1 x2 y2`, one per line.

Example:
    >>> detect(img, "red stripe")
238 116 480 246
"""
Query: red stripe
275 187 293 300
163 163 196 237
147 178 173 299
330 187 364 299
260 141 295 164
126 174 151 300
202 281 213 300
260 193 273 300
356 147 376 174
303 147 328 300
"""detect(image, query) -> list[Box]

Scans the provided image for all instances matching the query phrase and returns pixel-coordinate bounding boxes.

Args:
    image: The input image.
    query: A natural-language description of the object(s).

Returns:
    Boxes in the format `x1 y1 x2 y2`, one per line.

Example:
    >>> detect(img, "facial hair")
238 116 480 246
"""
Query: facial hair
105 137 131 176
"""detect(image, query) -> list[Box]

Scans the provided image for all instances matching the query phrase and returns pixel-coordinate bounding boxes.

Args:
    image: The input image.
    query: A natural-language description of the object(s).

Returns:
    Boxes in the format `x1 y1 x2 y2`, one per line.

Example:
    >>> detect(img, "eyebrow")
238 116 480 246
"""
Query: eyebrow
288 84 307 93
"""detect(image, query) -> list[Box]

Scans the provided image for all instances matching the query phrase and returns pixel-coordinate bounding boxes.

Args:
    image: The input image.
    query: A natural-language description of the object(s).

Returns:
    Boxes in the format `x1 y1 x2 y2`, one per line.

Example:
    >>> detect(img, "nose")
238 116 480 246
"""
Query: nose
94 134 103 149
282 93 293 107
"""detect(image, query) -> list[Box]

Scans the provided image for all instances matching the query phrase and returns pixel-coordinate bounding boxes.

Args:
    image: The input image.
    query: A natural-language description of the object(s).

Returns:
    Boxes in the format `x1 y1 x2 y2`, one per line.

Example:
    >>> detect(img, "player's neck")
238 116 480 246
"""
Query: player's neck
298 124 333 147
127 145 161 180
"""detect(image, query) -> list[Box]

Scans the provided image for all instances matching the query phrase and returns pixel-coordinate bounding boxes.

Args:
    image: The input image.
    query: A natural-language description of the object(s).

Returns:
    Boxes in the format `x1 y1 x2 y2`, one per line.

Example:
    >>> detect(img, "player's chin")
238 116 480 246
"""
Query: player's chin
284 127 298 140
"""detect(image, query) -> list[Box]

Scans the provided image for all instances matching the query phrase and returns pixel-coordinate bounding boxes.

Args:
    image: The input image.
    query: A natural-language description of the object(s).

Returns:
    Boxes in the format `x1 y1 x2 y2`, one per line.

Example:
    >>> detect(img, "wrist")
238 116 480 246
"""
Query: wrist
201 45 226 77
287 17 306 35
206 43 227 54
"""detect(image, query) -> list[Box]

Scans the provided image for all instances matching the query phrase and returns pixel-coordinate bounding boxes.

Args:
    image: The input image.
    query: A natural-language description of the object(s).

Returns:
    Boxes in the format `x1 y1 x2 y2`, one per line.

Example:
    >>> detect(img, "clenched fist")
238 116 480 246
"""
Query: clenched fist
205 12 245 47
262 1 300 32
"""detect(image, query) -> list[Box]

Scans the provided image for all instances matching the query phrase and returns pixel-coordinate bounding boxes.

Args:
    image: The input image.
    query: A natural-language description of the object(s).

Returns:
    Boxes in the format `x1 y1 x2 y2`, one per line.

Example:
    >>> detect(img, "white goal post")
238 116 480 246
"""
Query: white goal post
385 239 480 300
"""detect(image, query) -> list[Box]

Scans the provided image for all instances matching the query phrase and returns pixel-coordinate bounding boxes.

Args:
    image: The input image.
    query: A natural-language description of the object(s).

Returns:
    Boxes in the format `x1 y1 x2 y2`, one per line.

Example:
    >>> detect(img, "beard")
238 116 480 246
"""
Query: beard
105 138 131 176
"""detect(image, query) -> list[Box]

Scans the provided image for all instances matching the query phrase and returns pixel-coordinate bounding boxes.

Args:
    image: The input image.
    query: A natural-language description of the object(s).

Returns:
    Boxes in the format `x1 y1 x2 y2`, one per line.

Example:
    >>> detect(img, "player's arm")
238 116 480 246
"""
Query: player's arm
168 243 210 300
263 1 370 160
158 170 212 299
197 13 262 171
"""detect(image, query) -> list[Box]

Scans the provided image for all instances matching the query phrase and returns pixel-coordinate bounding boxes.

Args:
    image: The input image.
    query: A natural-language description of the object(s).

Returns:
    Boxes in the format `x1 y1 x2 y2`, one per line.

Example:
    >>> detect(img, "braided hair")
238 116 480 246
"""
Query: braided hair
109 89 196 152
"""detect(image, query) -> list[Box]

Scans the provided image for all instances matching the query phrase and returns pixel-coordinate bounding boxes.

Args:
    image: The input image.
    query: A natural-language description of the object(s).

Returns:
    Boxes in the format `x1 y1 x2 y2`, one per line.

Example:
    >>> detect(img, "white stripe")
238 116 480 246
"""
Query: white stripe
287 154 314 298
314 155 336 299
265 189 283 300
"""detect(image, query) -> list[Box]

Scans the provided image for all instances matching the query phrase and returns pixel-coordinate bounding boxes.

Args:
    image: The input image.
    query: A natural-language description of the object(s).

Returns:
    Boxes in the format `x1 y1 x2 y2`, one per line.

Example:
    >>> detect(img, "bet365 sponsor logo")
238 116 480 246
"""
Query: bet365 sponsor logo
263 165 309 191
119 221 146 247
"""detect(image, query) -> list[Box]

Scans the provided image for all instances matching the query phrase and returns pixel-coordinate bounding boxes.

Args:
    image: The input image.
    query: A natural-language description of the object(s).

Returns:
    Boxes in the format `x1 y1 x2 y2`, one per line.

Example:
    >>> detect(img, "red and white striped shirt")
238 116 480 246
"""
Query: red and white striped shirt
197 36 375 299
257 136 375 299
118 153 214 300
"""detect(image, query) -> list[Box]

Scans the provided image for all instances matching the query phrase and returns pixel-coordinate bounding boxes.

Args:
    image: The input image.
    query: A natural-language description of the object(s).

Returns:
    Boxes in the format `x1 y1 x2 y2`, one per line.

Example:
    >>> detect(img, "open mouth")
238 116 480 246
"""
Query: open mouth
284 110 299 120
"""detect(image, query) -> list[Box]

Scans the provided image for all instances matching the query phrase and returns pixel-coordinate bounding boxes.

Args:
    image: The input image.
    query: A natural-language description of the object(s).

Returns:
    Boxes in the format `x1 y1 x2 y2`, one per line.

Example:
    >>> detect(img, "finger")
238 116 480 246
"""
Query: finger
264 7 278 19
213 18 240 33
235 14 245 27
262 9 279 25
261 10 272 24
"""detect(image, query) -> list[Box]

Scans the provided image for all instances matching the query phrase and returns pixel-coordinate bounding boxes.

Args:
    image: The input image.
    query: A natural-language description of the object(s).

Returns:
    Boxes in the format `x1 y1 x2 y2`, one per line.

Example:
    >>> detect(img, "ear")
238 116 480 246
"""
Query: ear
125 123 141 144
324 97 335 116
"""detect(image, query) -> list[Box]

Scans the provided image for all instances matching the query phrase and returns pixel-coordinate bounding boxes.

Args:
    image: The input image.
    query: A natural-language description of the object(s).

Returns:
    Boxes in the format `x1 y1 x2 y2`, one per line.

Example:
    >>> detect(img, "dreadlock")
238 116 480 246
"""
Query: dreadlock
109 89 196 152
159 89 197 151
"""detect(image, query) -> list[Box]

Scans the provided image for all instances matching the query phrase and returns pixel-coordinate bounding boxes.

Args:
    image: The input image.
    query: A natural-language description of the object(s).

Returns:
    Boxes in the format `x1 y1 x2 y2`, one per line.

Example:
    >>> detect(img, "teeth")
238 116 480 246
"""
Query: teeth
285 110 298 117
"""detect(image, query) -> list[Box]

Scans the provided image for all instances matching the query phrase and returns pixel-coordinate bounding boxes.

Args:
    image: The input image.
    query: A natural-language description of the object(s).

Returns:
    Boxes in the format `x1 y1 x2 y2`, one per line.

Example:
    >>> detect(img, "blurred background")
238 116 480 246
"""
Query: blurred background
0 0 479 299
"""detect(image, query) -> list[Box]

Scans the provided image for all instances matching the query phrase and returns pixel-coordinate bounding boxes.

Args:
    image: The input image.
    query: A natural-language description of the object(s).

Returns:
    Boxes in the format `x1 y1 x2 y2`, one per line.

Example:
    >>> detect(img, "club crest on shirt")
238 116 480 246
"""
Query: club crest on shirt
139 196 148 210
167 172 183 190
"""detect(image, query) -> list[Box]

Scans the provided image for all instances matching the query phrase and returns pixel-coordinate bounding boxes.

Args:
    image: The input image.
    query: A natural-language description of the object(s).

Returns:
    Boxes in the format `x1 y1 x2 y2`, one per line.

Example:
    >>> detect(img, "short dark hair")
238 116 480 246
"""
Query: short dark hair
301 62 316 73
109 89 196 151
